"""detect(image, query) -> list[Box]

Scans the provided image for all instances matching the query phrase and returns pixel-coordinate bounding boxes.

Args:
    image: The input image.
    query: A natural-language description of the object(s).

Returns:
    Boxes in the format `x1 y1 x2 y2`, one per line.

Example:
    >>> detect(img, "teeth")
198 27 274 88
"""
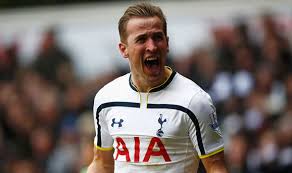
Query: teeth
145 57 157 61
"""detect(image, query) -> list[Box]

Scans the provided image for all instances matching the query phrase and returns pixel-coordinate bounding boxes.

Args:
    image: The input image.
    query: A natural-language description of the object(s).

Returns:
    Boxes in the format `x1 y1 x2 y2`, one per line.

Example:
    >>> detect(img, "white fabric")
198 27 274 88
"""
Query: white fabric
93 71 224 173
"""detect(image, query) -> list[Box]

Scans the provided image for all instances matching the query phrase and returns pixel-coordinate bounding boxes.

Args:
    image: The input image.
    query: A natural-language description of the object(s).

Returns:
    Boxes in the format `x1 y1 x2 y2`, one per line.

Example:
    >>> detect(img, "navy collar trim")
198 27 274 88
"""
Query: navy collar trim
129 69 176 93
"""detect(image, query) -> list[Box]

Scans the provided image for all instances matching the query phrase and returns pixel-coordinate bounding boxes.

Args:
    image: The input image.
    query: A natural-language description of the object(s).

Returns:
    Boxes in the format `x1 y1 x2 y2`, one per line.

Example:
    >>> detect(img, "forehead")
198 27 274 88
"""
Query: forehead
126 16 164 37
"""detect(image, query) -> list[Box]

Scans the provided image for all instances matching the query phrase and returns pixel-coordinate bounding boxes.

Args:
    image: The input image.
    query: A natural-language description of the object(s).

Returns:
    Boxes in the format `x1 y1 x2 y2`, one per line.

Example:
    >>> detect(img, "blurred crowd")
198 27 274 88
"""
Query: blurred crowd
0 11 292 173
0 27 122 173
172 13 292 173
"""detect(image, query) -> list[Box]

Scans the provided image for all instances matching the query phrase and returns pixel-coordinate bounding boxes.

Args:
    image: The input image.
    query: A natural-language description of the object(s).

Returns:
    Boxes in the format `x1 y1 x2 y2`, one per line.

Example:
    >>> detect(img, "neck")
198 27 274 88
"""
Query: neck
131 67 172 92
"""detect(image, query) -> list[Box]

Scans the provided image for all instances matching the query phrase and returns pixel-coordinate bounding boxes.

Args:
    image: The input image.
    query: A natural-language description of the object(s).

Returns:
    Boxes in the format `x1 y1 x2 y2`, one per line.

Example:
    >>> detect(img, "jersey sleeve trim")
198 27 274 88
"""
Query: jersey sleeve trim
199 147 224 159
95 145 114 151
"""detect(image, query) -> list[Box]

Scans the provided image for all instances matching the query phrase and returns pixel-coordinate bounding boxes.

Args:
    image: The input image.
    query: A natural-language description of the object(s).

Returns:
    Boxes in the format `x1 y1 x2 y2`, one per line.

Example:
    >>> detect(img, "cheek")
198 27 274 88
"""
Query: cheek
128 55 142 68
131 46 145 60
158 42 168 52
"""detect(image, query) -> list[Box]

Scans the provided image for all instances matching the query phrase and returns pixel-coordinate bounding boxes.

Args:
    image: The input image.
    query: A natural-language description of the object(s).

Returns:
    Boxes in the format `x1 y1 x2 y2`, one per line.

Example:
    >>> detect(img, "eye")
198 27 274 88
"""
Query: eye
135 36 146 44
137 38 145 44
153 33 164 42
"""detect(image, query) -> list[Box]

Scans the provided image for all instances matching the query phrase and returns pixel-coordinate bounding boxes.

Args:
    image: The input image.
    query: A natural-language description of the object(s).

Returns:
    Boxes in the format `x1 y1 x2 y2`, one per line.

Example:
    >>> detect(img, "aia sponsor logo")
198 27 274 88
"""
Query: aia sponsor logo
114 137 171 162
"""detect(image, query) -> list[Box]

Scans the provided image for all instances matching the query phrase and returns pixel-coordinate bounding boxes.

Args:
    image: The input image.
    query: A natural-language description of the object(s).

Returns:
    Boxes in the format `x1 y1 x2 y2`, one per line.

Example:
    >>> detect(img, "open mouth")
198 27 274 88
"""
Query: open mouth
144 57 159 68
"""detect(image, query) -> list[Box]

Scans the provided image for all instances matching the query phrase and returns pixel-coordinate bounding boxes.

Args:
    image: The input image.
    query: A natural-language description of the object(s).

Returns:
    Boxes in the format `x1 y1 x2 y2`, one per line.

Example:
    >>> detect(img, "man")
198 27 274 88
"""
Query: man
87 2 228 173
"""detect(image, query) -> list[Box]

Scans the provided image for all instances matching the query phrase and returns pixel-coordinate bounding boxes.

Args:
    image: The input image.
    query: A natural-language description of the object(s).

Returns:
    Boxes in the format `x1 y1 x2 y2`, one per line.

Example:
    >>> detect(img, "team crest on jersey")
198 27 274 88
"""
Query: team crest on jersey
156 114 167 137
111 118 124 128
209 106 222 137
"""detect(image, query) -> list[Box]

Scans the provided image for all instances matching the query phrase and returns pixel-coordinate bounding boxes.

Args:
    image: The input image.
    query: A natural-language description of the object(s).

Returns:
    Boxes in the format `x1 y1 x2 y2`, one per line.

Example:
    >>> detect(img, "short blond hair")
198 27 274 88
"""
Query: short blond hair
118 2 167 43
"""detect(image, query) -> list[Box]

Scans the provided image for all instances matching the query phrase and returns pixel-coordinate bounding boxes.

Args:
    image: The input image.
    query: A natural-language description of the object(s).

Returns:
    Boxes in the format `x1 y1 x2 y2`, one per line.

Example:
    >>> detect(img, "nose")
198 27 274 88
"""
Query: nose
145 39 157 52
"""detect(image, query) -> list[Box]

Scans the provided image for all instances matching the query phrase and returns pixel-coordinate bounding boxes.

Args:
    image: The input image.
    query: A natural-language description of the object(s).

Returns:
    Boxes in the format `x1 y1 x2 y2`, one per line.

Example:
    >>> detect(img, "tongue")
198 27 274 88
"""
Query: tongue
145 61 160 75
146 60 158 67
146 63 158 69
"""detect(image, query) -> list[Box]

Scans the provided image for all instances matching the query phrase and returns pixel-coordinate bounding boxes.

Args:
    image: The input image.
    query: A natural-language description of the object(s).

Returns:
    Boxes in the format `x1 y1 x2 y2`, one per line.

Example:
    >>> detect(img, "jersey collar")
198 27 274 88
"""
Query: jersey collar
129 67 176 93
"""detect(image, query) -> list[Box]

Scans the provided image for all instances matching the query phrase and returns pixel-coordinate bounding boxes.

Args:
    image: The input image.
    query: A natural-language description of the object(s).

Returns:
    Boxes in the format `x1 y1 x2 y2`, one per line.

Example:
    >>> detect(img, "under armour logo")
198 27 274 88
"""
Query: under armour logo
111 118 124 128
156 114 167 137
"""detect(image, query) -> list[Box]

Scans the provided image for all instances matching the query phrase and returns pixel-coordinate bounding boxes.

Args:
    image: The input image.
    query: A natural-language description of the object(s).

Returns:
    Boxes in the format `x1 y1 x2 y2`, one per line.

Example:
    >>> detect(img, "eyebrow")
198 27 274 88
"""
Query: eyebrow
153 32 164 37
135 31 164 41
135 34 147 42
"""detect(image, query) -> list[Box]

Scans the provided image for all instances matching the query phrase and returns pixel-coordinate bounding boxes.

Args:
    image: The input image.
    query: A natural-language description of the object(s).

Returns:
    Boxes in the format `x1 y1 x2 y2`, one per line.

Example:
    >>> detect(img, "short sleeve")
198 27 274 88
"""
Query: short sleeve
187 91 224 158
93 92 114 150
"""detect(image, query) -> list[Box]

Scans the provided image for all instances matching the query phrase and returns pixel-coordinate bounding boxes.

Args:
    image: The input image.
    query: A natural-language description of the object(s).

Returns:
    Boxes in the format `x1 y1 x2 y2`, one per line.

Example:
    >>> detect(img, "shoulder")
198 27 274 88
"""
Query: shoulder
158 72 211 109
171 72 208 99
188 87 214 120
94 73 130 103
173 72 213 112
172 73 204 94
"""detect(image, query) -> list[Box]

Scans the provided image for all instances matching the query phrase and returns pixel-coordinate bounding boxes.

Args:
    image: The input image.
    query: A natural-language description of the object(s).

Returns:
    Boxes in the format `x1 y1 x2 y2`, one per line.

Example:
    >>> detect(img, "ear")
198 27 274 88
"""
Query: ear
166 36 169 52
118 42 128 58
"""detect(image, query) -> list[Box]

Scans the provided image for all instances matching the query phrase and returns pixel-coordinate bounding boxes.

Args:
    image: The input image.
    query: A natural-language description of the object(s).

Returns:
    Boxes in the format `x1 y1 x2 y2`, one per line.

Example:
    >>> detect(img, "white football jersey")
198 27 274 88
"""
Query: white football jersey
93 69 224 173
